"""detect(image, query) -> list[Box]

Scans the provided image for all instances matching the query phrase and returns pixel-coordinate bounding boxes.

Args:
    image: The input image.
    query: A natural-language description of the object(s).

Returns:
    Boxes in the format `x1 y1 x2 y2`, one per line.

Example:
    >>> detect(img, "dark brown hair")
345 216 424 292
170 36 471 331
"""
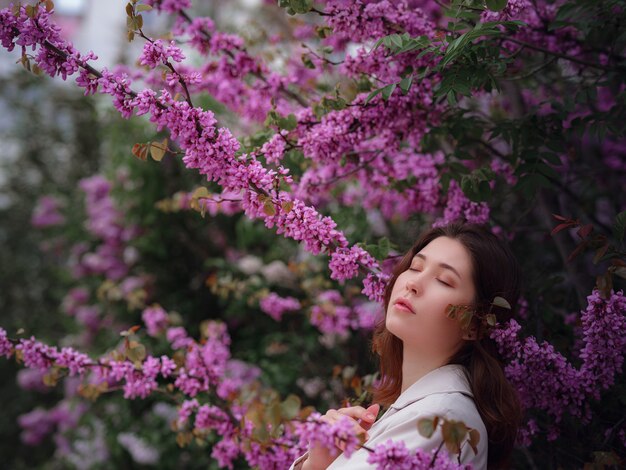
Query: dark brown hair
371 222 523 469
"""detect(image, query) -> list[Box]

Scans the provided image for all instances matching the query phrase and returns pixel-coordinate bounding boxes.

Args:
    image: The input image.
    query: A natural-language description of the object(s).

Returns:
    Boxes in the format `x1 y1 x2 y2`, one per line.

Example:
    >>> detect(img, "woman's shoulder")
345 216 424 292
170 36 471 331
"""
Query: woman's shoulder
378 392 487 468
389 390 484 427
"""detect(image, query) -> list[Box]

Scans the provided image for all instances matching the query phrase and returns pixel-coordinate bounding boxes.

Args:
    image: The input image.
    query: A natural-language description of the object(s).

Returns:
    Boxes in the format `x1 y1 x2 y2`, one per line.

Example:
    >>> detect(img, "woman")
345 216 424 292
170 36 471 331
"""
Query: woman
290 222 523 469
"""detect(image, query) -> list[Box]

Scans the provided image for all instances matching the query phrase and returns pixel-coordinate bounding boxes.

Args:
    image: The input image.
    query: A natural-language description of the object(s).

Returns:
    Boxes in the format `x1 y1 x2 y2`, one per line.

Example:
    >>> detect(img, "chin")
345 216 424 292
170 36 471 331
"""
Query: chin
385 314 404 339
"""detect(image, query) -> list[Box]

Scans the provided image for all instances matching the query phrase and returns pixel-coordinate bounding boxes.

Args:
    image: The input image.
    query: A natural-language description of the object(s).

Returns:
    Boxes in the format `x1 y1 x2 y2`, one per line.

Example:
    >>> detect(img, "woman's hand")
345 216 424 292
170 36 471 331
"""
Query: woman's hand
302 403 380 470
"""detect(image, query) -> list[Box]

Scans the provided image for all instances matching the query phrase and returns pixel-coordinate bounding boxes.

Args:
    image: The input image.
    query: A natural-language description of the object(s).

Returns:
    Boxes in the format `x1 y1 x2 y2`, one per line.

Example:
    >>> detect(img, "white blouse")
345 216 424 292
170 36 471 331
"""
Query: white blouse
289 364 488 470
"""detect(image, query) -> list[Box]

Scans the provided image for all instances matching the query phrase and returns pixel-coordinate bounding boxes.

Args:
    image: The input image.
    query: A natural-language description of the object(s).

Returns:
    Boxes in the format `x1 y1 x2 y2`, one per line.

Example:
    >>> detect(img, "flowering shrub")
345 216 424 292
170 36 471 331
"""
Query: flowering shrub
0 0 625 468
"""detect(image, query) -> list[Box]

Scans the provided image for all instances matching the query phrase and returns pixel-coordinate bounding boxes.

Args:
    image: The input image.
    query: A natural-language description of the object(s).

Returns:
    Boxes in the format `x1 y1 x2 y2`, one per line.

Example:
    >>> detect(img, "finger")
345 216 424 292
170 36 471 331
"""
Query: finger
359 403 380 431
336 406 375 423
326 410 369 440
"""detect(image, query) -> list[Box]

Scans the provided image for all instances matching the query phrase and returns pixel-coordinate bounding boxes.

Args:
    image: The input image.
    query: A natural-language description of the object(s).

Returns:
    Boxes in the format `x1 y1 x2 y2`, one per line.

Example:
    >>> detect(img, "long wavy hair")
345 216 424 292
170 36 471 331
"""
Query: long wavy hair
371 222 523 469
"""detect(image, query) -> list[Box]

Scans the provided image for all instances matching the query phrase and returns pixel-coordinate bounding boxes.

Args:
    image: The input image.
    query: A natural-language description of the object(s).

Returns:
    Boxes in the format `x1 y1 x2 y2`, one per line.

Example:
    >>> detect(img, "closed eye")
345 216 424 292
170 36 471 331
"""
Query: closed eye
438 280 452 287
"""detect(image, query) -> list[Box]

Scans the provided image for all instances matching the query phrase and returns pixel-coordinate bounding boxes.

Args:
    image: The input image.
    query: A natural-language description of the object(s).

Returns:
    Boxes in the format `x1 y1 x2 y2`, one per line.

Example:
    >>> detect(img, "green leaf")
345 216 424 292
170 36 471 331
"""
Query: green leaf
378 237 391 259
492 296 511 309
613 210 626 241
381 83 397 100
399 76 413 95
417 416 439 438
301 54 315 69
447 90 457 105
280 394 301 420
136 4 152 12
279 114 298 131
365 87 384 105
315 26 333 39
486 0 508 12
289 0 313 14
442 419 469 455
126 341 146 363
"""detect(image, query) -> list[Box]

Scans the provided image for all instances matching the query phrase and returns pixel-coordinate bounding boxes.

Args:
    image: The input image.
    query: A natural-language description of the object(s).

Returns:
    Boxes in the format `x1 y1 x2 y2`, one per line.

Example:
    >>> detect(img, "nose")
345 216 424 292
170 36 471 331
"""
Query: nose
406 275 422 296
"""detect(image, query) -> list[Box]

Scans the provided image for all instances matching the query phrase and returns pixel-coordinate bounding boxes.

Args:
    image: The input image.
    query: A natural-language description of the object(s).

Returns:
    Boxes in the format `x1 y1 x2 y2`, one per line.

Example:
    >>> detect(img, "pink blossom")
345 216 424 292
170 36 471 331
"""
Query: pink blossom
211 436 240 469
142 305 169 337
0 327 13 358
139 39 185 68
329 246 377 281
166 326 193 350
31 195 65 228
310 290 353 336
433 180 490 227
177 399 199 426
55 347 91 376
144 0 191 14
259 293 301 321
195 405 233 434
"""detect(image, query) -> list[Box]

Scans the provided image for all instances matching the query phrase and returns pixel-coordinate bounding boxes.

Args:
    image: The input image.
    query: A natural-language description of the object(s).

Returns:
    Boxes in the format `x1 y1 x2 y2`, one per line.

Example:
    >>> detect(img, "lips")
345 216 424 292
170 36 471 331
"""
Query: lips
393 298 415 314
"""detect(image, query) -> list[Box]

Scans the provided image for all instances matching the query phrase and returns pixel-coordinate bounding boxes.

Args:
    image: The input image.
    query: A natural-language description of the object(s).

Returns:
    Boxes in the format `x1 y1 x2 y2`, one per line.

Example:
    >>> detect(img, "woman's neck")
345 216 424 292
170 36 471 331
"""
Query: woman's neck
400 346 449 393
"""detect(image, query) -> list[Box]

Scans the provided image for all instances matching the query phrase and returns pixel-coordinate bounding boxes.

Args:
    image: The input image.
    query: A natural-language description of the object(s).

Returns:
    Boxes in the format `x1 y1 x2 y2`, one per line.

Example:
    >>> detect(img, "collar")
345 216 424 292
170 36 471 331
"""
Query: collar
390 364 473 411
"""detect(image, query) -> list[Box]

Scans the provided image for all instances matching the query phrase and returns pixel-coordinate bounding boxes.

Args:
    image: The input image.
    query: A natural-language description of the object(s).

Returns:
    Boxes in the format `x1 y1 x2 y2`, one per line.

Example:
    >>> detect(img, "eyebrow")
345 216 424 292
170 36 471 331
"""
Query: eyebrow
413 253 462 280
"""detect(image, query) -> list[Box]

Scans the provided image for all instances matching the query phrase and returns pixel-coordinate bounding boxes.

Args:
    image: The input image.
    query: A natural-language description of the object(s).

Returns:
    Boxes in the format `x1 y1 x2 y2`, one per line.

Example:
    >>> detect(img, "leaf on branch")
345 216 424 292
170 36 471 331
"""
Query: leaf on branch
417 416 439 438
289 0 313 14
315 26 333 39
365 87 384 105
132 143 149 161
78 382 108 402
263 199 276 216
43 367 61 387
176 432 193 448
281 200 294 214
149 138 168 162
280 394 301 420
596 272 613 300
399 75 413 95
492 296 511 310
567 240 588 263
593 242 609 265
613 210 626 241
126 340 146 364
613 266 626 280
381 83 396 100
486 0 508 12
190 187 211 216
301 53 315 69
442 419 469 455
468 428 481 455
577 223 593 239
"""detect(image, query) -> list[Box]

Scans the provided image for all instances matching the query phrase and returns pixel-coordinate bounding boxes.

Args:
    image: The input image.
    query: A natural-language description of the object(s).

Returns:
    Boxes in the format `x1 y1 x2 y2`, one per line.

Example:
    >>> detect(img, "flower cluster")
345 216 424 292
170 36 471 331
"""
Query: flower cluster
367 439 472 470
490 289 626 443
74 175 139 281
141 304 169 337
139 39 185 69
31 195 65 228
310 290 354 336
259 293 301 321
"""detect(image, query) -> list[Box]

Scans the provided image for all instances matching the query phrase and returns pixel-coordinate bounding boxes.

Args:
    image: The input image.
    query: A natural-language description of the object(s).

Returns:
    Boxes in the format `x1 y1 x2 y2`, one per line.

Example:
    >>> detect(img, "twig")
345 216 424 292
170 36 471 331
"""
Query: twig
505 37 621 72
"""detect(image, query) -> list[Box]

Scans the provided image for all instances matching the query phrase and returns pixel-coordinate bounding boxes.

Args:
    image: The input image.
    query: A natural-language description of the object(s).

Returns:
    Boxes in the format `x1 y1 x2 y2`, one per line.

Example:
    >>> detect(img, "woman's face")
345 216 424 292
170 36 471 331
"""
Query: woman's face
386 236 477 358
